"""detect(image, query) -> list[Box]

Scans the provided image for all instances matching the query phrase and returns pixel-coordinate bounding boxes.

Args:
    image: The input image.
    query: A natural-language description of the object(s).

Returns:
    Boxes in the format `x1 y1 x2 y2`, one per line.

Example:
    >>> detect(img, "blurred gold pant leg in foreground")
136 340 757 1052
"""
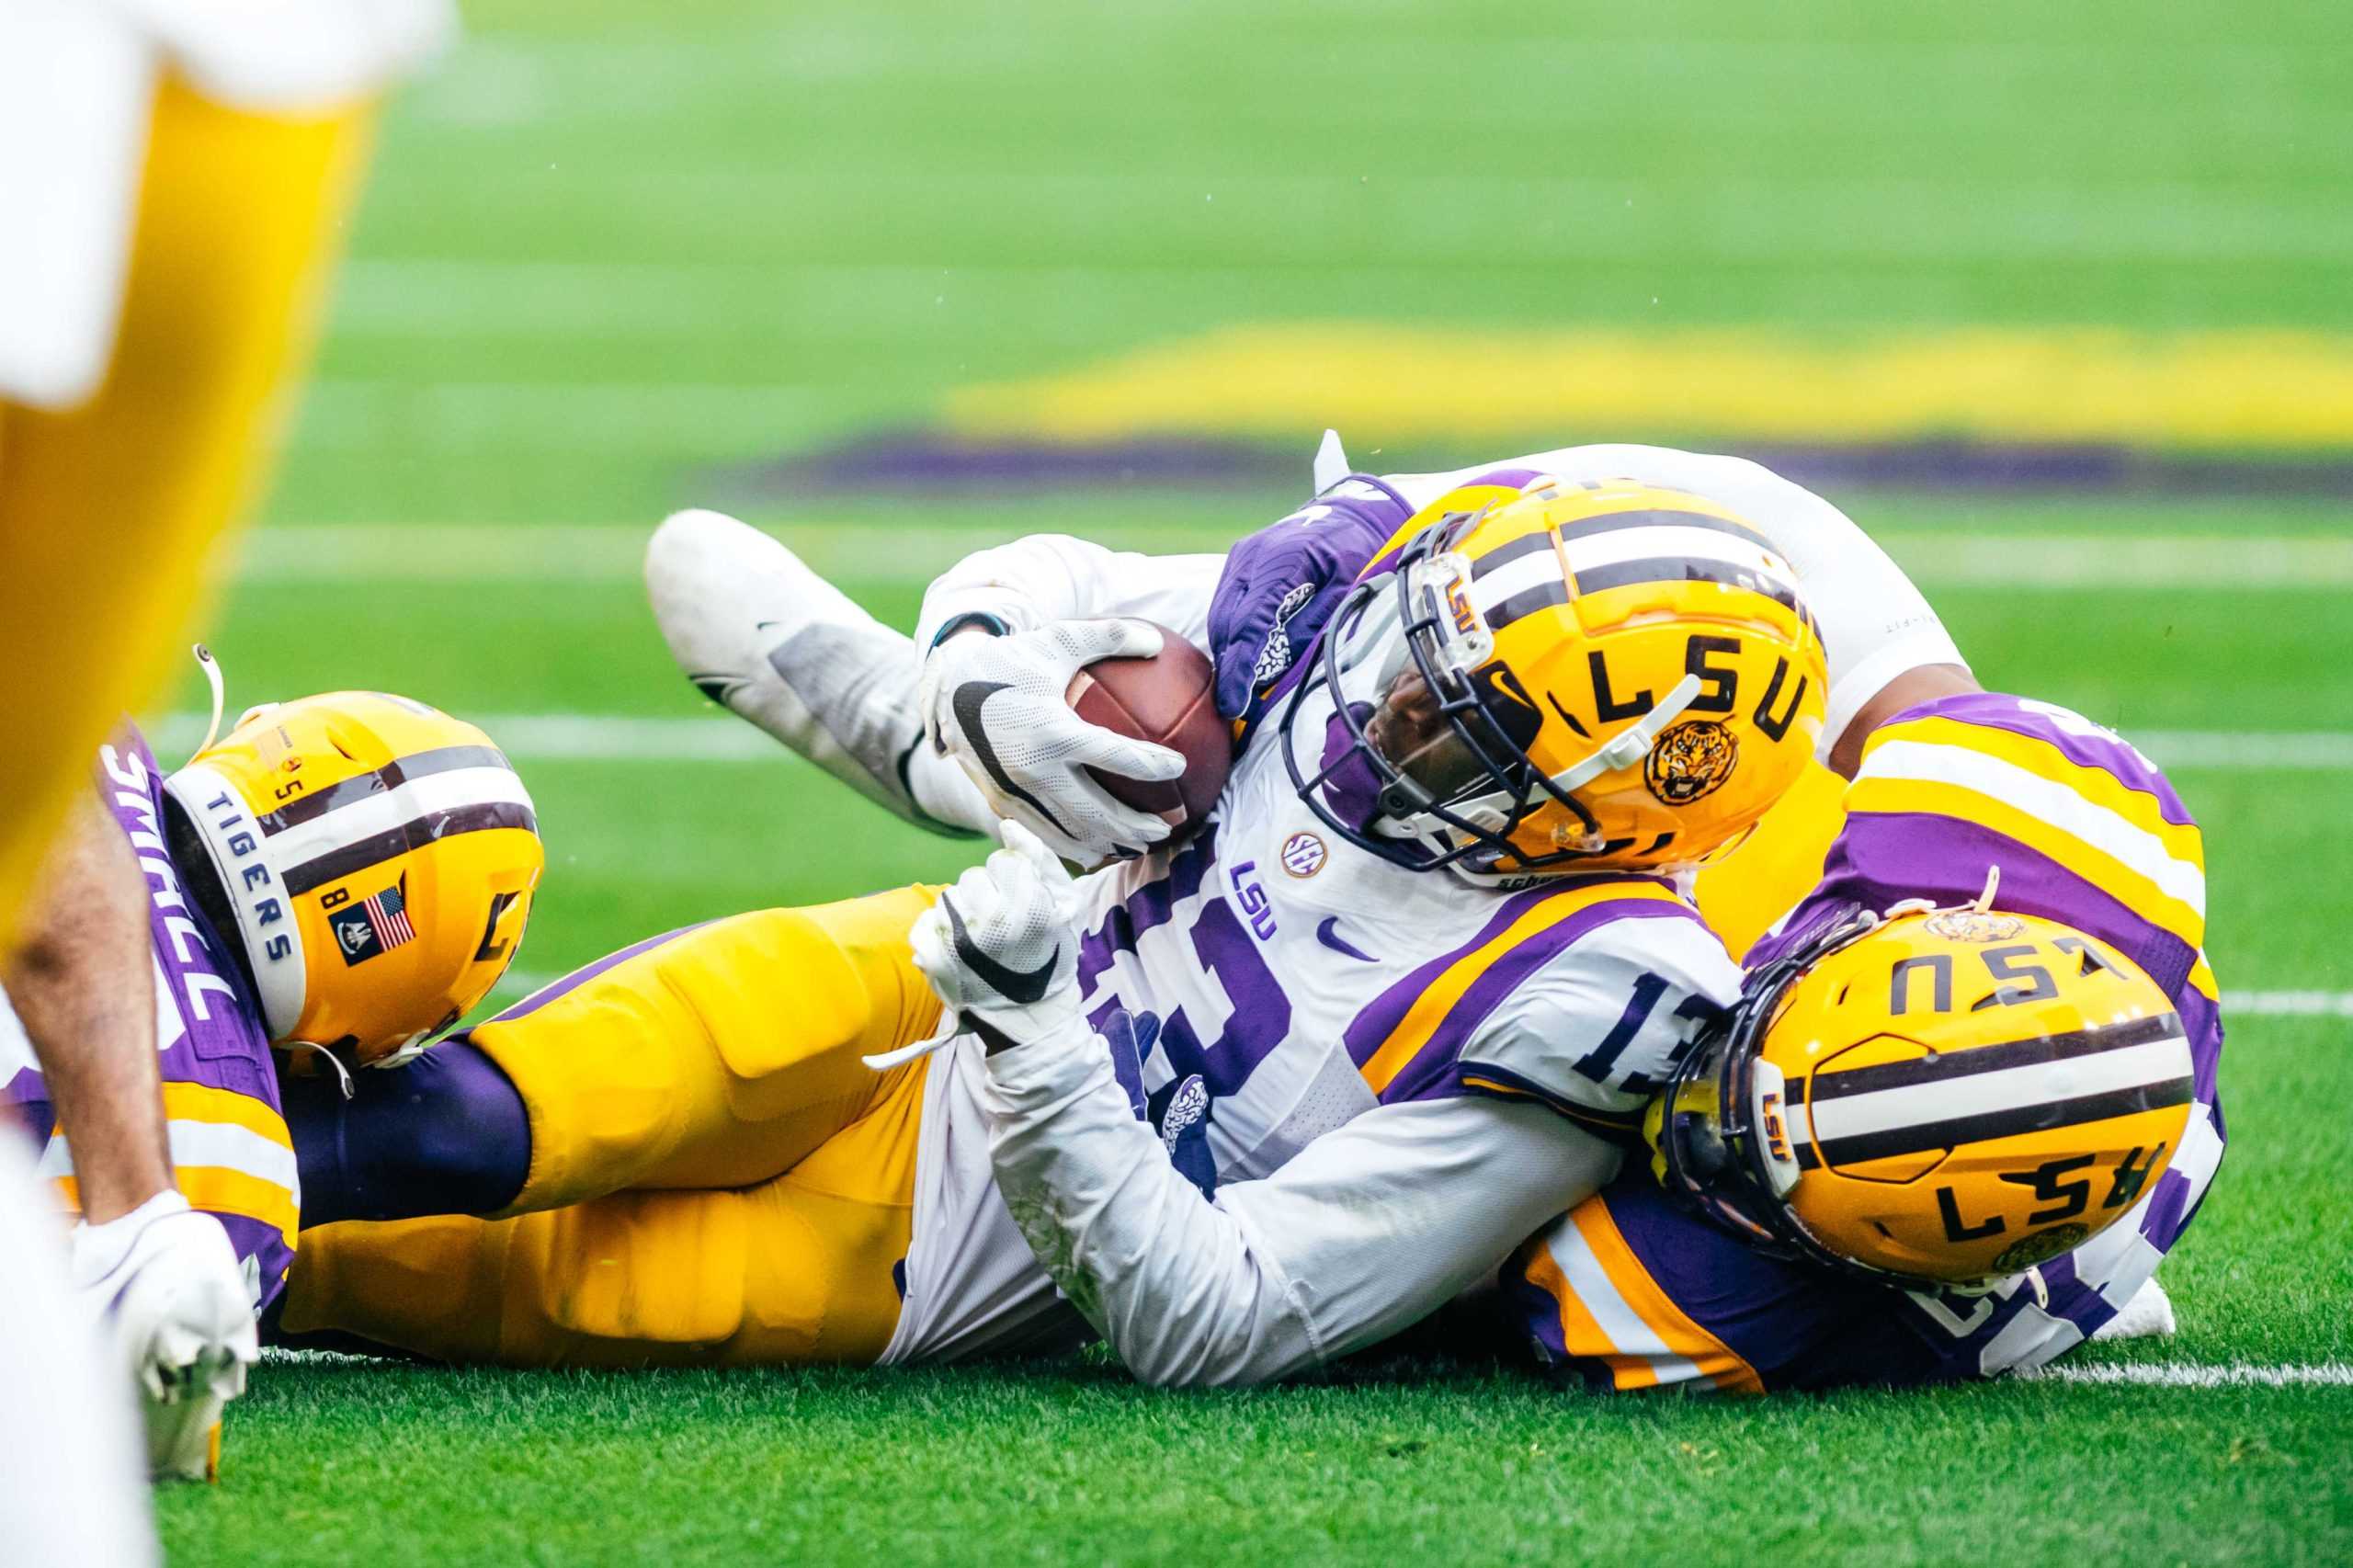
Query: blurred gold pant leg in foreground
0 74 373 944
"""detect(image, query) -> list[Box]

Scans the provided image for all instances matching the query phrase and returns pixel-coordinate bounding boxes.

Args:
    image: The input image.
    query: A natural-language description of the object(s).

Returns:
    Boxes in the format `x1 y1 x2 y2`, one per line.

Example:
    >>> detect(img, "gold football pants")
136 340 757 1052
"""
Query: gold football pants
282 887 944 1368
0 74 373 946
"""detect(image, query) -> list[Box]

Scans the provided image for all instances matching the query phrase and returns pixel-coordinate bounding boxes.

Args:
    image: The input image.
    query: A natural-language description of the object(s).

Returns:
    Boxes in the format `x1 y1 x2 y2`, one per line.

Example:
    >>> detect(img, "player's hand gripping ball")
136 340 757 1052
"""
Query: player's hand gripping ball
922 618 1230 865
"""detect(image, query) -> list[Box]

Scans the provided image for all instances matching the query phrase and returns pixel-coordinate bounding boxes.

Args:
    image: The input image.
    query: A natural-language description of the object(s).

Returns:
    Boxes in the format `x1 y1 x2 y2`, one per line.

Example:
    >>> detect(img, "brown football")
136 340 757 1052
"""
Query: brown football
1064 620 1232 841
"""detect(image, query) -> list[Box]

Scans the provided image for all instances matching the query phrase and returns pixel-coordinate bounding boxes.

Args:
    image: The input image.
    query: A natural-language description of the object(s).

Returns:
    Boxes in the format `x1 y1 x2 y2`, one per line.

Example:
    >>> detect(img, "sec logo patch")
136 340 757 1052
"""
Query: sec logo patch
1279 831 1327 878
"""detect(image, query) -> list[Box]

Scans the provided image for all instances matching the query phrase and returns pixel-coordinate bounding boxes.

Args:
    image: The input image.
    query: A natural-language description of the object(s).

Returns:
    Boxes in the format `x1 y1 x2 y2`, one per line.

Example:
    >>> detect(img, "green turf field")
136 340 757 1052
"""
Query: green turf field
153 0 2350 1561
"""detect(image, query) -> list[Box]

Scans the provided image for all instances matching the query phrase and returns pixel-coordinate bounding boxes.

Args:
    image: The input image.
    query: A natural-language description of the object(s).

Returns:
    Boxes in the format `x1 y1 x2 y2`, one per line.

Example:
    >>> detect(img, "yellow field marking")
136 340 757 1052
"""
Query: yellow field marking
944 324 2353 449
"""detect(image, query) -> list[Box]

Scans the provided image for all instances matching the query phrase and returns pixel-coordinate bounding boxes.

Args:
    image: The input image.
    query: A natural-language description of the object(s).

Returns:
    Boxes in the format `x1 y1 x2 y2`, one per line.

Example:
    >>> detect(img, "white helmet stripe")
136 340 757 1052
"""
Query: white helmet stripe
256 744 511 835
260 767 536 877
165 762 308 1036
1561 525 1797 589
1807 1030 2193 1148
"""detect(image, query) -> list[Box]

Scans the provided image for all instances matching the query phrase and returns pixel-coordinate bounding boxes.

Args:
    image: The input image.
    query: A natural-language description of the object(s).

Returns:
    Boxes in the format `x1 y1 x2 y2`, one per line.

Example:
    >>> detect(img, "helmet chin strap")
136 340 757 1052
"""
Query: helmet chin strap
1546 673 1704 794
188 644 227 763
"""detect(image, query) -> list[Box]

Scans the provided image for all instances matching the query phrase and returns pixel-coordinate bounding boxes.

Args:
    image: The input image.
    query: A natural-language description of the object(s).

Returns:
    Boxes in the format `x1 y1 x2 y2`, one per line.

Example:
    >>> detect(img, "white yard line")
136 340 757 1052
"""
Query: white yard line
2219 991 2353 1017
254 1341 2353 1386
2028 1361 2353 1388
2129 732 2353 769
221 522 2353 590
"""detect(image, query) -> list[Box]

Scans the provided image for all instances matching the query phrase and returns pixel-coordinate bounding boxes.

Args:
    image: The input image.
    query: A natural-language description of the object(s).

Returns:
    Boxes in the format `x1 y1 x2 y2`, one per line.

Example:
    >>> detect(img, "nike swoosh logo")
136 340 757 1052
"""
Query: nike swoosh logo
1315 915 1376 962
950 680 1071 836
943 894 1060 1005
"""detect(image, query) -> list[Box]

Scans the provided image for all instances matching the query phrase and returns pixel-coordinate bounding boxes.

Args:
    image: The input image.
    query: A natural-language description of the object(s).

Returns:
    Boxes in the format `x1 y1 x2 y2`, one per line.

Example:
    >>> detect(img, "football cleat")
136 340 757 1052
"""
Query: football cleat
645 508 975 837
1650 898 2196 1288
164 691 543 1066
1279 475 1826 880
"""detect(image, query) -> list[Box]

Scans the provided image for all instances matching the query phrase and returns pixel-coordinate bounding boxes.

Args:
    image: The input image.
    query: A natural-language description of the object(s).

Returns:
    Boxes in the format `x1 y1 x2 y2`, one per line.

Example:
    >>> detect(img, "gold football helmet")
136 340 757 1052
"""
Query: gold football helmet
1650 899 2195 1286
1278 476 1827 880
164 691 542 1065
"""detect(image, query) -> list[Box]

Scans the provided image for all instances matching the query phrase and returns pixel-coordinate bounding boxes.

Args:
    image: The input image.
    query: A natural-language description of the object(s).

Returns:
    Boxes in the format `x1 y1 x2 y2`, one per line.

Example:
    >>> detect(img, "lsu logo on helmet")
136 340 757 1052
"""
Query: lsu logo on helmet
164 692 544 1065
1650 903 2196 1287
1279 475 1828 880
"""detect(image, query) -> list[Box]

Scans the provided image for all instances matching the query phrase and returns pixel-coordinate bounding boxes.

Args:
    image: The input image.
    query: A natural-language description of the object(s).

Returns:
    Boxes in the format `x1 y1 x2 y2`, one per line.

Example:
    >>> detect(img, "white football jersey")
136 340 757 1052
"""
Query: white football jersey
886 673 1740 1366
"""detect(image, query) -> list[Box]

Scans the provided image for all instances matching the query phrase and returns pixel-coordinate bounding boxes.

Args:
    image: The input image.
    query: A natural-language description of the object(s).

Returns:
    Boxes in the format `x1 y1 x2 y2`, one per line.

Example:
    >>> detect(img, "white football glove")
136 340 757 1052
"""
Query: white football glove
72 1190 258 1482
909 821 1087 1049
917 618 1186 864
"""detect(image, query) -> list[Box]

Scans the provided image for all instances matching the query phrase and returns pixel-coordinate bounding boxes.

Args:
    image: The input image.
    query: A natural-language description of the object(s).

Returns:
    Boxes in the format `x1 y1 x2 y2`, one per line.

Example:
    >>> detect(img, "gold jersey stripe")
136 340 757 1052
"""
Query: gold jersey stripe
1570 1201 1765 1395
160 1081 295 1151
56 1165 298 1246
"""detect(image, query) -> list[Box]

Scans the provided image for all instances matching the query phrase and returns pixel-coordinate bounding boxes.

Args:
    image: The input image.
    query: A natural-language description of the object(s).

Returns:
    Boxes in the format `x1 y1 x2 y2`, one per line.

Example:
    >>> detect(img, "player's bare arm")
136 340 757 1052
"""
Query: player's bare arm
6 780 173 1224
4 758 256 1479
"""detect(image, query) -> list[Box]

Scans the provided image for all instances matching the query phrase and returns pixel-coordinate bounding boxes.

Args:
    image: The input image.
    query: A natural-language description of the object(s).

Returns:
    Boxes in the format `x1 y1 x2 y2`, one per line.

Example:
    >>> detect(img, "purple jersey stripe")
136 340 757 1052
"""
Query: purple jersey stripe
1785 808 2200 1004
1591 1182 1950 1391
1884 693 2194 827
210 1212 298 1314
1440 1062 1641 1132
1380 901 1702 1104
1341 882 1570 1066
483 920 720 1025
2175 984 2224 1117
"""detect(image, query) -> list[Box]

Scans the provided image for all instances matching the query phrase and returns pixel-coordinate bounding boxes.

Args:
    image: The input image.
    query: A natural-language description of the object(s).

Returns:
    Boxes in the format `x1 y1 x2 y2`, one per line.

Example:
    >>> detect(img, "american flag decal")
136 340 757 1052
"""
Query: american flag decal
363 879 417 950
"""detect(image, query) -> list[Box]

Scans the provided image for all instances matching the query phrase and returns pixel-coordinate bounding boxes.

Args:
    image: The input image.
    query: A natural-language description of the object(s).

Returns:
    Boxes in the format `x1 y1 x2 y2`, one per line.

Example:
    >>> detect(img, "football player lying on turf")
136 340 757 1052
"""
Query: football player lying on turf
279 447 1961 1384
1489 691 2222 1391
1 687 543 1474
1168 446 2221 1389
278 464 1847 1378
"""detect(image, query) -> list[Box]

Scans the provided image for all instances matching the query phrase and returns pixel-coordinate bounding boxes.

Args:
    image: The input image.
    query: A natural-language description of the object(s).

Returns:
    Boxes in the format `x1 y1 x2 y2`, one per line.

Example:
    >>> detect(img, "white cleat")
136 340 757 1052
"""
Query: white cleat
646 509 976 836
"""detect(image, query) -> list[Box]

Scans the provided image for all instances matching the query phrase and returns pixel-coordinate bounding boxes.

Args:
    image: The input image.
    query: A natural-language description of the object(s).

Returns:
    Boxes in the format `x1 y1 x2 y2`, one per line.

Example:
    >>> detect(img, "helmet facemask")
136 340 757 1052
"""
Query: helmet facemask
1651 905 1887 1275
1279 515 1701 881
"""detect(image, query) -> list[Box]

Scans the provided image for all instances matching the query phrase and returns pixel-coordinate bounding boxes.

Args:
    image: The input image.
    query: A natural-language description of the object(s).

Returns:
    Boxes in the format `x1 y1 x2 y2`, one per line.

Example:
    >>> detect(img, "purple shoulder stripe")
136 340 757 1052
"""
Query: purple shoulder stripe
1381 900 1702 1103
1342 883 1567 1067
1440 1060 1643 1132
1816 809 2200 1002
1888 693 2195 828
